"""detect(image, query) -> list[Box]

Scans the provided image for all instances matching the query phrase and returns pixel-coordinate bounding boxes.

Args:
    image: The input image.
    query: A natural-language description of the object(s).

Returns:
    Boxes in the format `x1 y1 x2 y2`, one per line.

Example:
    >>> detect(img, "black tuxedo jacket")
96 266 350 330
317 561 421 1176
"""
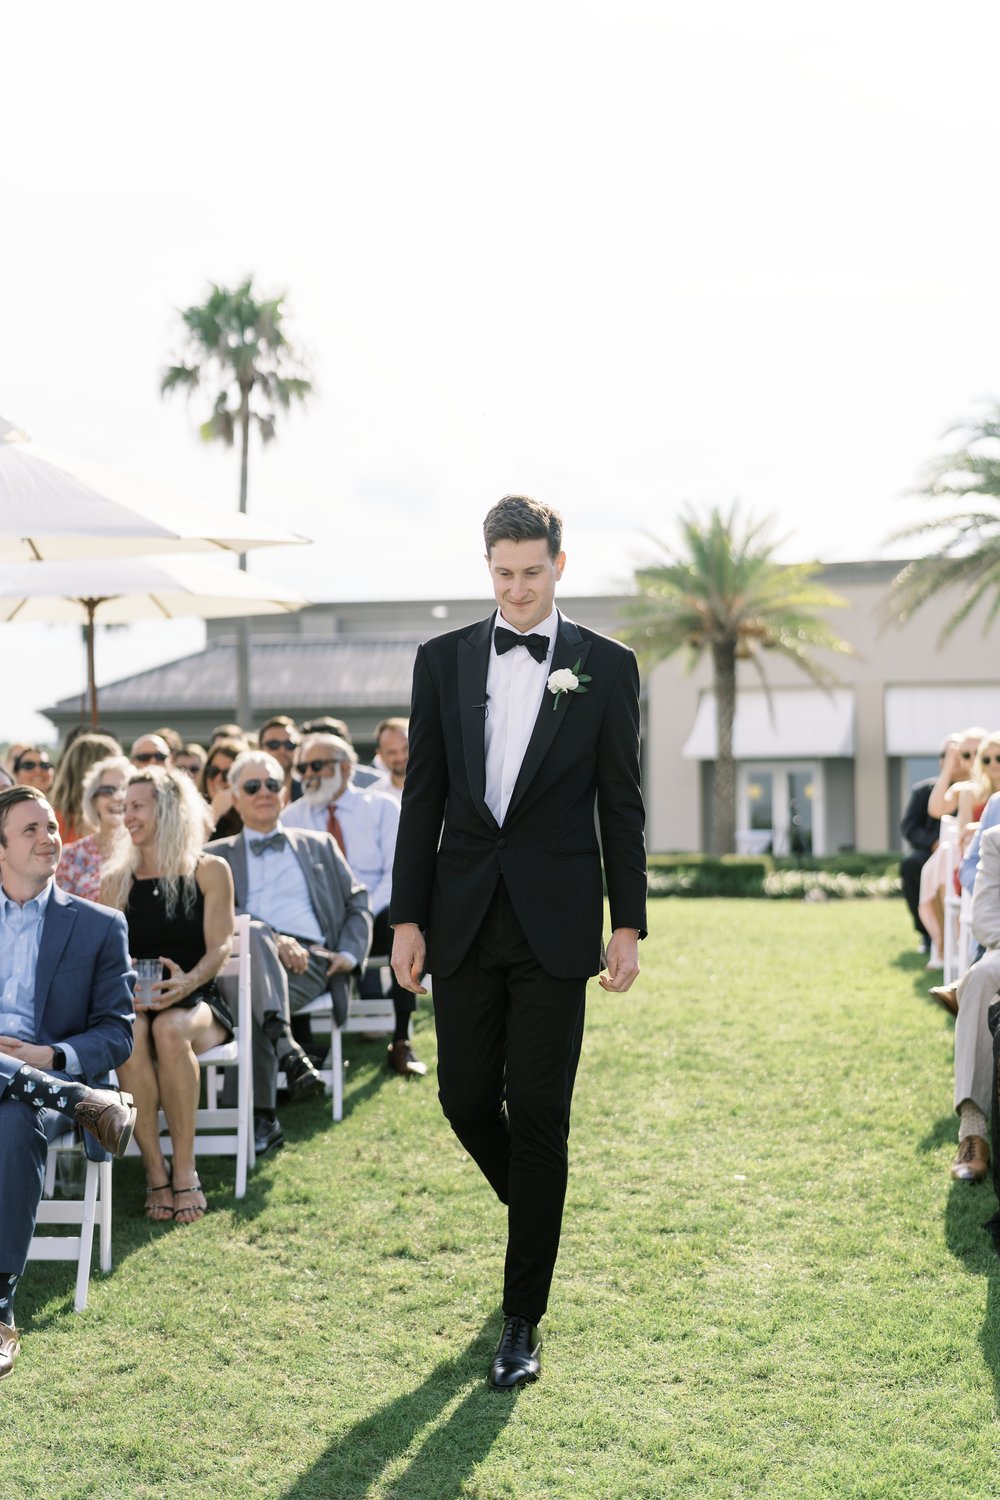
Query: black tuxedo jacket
389 611 647 979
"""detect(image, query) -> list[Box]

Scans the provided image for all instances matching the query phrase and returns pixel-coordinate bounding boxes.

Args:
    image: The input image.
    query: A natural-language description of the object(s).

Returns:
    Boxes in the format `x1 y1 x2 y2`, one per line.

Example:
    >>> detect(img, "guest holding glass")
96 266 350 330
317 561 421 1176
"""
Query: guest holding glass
198 737 246 840
102 767 235 1224
55 756 131 900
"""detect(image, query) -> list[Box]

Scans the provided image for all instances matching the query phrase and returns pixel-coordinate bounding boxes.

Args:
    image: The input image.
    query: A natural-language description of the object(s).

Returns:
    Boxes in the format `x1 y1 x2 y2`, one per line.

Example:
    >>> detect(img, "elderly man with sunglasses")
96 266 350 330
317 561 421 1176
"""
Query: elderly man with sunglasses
129 734 172 769
206 750 371 1154
281 733 425 1077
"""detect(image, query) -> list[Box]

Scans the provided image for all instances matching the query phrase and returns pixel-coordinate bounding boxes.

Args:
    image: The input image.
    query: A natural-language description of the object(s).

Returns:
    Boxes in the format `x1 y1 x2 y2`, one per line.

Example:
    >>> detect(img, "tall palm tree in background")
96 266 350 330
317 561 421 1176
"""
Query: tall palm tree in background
623 506 852 854
885 402 1000 641
161 276 314 724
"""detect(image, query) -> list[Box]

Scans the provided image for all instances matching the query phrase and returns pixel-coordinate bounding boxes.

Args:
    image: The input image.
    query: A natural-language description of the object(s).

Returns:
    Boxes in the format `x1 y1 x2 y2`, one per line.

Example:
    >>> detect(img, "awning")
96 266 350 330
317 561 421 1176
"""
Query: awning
884 686 1000 755
682 688 855 760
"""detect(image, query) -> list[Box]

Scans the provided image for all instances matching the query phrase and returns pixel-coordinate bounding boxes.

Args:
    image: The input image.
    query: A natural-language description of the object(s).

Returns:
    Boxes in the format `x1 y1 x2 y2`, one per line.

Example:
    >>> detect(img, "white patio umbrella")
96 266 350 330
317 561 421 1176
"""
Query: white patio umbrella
0 553 310 725
0 417 309 560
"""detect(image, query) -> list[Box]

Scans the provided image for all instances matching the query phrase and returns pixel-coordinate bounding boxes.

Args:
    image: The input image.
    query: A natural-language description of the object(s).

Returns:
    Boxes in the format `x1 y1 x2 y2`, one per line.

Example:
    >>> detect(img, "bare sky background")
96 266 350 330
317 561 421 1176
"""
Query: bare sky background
3 1 998 739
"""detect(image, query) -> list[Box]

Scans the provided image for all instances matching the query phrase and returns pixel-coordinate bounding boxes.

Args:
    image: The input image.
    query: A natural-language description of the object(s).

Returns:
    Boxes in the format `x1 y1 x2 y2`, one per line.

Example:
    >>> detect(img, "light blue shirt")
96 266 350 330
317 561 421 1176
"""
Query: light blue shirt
241 828 324 945
281 782 400 916
0 879 81 1075
962 792 1000 893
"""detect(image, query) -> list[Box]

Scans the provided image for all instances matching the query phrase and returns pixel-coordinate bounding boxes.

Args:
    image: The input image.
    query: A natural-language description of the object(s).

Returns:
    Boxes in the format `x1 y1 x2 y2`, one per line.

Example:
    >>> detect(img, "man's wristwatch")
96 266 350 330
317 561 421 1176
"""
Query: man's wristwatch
51 1047 67 1071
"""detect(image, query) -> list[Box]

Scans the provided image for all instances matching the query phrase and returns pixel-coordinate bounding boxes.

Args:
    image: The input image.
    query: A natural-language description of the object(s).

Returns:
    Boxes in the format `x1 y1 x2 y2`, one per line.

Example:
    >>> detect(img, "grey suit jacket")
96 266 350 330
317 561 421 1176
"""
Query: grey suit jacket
205 826 372 1024
972 825 1000 951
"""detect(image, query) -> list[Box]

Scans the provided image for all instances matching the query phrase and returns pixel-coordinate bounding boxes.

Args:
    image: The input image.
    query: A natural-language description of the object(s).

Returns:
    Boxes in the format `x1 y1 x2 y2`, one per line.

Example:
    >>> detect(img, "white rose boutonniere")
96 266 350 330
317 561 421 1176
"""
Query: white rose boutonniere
547 659 592 710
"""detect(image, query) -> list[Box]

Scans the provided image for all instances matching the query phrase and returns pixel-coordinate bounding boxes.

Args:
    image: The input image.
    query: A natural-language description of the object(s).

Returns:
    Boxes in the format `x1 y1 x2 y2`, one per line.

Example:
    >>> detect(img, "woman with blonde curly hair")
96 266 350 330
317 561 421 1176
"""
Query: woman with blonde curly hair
103 766 235 1224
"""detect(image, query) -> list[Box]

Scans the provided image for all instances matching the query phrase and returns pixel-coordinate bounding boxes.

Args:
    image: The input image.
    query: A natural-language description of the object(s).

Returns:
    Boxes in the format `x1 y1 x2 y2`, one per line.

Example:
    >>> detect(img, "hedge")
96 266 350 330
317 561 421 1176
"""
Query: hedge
646 852 903 900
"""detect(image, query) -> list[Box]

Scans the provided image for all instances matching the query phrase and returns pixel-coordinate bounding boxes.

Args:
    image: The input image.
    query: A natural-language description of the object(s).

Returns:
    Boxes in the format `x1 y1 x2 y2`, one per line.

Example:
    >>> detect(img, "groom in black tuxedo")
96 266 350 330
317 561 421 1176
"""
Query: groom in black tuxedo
390 494 646 1390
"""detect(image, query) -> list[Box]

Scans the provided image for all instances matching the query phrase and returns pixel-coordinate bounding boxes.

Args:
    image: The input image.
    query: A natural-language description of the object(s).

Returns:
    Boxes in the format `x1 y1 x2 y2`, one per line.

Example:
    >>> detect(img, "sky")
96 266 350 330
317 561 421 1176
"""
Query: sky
3 1 999 740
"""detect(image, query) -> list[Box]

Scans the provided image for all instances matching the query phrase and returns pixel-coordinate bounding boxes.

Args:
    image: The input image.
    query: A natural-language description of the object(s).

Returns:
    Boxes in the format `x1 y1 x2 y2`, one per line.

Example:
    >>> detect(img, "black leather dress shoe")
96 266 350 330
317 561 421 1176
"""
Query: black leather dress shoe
283 1047 326 1101
488 1315 541 1391
254 1116 285 1156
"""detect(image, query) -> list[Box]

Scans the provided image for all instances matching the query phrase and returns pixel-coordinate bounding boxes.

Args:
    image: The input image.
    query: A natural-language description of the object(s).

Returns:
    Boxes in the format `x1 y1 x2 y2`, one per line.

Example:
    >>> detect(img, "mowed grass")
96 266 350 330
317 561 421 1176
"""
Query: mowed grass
4 900 1000 1499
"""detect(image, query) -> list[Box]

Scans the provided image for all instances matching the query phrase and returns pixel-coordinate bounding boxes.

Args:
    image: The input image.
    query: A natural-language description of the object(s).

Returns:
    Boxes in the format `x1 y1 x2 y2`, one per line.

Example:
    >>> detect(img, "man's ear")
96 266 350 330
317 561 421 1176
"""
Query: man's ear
554 550 566 581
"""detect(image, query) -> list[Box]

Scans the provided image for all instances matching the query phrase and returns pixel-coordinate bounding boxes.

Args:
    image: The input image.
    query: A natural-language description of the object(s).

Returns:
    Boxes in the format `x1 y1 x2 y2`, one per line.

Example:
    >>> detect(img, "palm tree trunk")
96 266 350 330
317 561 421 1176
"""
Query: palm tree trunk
236 393 251 728
712 639 737 854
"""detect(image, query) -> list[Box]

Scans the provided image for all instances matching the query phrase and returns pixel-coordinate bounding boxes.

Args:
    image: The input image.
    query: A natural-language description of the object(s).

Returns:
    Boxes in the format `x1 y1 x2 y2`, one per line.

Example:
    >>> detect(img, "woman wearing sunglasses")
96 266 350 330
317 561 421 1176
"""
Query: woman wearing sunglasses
11 747 55 796
102 766 235 1225
197 737 246 840
55 756 131 900
920 727 990 970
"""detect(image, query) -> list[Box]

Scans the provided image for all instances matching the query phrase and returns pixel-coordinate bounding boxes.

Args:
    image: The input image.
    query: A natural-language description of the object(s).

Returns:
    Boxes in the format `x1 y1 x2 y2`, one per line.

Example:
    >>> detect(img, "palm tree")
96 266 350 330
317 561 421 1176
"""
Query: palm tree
161 276 314 723
623 505 852 854
885 403 1000 641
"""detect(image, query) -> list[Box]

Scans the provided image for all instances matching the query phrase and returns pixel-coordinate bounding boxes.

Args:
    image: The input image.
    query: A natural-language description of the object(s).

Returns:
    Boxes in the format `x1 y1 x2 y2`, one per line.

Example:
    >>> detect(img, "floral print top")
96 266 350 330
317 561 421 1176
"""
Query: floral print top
55 834 103 901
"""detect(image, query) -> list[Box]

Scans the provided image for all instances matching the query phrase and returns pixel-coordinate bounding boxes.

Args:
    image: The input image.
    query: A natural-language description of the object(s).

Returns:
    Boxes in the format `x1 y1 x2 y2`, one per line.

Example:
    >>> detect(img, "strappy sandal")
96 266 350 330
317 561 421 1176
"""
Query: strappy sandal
172 1179 207 1225
144 1176 174 1223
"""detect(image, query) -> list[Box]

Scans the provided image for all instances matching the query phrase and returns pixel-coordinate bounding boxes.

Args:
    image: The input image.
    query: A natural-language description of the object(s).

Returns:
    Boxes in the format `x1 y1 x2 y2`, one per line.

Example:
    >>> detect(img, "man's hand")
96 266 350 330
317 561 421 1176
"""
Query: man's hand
309 945 354 978
276 935 310 973
391 923 428 996
599 928 640 993
0 1036 55 1068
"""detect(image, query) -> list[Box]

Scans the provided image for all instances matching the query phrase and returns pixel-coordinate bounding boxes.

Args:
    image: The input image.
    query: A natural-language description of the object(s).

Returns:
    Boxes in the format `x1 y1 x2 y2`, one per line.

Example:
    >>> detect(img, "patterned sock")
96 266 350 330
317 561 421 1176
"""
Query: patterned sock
0 1272 18 1326
3 1065 89 1118
959 1100 989 1142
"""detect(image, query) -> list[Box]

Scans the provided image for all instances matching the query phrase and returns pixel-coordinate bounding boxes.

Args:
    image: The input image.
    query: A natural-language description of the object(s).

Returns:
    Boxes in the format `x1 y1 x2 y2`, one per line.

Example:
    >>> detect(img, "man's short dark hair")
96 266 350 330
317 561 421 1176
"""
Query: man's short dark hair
299 716 352 745
259 715 299 740
0 785 49 845
483 495 563 559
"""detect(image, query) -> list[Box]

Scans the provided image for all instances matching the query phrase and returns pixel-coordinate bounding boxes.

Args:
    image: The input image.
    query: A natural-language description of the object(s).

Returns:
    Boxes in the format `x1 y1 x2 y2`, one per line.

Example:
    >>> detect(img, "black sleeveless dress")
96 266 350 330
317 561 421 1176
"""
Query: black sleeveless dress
125 866 234 1038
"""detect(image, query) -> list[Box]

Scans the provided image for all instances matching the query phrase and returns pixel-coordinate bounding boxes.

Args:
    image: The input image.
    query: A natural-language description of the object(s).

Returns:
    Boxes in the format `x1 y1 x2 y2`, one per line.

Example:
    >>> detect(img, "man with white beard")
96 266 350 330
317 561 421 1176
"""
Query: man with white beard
281 734 425 1077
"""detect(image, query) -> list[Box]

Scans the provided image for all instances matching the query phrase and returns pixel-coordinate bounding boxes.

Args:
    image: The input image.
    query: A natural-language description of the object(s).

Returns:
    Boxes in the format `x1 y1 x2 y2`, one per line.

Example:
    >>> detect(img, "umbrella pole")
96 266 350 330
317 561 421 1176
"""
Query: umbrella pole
82 599 99 728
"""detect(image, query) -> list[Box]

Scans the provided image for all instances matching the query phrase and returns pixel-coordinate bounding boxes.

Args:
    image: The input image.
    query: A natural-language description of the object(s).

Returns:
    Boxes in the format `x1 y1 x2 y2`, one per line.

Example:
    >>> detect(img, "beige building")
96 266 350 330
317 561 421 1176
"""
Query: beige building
44 563 998 854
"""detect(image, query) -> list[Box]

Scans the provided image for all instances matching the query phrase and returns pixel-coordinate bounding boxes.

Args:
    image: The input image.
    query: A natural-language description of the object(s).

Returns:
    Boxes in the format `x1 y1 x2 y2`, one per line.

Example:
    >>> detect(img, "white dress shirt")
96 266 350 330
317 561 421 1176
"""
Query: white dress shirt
484 607 559 824
281 781 400 916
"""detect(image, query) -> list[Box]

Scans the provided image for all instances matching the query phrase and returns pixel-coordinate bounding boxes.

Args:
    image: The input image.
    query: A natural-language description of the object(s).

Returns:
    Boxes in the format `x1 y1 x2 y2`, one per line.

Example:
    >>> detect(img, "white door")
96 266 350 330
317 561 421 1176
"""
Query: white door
737 763 824 855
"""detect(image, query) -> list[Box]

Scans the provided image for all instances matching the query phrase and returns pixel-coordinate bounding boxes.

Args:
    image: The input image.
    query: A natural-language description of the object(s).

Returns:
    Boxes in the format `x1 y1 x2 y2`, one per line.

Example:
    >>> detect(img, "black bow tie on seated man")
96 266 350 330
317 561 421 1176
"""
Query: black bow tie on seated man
494 627 549 664
250 832 288 856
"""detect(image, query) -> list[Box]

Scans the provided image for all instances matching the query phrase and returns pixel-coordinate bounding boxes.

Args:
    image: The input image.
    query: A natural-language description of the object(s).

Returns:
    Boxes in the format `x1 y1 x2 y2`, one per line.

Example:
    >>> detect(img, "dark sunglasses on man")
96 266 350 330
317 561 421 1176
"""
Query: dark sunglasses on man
262 738 298 753
300 757 343 774
239 778 283 796
133 751 168 765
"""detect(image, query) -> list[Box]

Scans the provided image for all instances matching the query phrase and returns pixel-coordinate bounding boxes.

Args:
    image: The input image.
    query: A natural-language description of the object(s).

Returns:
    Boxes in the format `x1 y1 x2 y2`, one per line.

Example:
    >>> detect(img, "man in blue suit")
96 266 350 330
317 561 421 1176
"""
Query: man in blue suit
0 785 136 1382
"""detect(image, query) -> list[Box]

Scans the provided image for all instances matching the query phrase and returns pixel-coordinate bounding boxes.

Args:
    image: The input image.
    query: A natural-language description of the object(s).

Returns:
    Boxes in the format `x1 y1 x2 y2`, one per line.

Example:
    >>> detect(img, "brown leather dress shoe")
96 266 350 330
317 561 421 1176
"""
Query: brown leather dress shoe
930 984 959 1017
74 1089 137 1158
0 1321 20 1381
951 1135 990 1183
387 1040 427 1077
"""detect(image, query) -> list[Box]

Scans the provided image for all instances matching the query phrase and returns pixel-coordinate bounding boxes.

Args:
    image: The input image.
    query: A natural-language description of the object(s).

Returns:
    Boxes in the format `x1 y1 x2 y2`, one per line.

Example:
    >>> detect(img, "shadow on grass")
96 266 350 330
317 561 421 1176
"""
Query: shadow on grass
281 1317 515 1500
919 1113 958 1153
945 1172 1000 1411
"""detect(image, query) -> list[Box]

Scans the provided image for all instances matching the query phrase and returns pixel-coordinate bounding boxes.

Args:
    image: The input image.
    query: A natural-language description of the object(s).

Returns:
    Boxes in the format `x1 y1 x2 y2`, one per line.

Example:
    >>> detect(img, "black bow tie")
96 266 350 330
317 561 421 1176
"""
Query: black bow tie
494 626 549 664
250 832 287 856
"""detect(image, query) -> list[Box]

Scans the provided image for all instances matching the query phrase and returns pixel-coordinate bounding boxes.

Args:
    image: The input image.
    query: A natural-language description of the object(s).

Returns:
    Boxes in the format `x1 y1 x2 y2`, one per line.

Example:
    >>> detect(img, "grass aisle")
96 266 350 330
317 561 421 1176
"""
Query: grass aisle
4 901 999 1498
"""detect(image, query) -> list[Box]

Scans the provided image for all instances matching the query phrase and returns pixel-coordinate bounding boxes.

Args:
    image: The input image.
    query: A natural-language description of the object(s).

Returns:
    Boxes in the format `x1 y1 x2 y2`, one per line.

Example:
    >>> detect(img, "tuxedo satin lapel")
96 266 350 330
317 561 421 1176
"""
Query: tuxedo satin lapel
458 616 496 829
34 888 77 1032
504 617 592 824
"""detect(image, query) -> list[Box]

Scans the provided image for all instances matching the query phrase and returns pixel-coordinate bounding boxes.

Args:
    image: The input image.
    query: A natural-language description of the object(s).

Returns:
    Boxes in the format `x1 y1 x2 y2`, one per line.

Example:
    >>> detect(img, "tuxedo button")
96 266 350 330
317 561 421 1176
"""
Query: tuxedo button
496 837 507 849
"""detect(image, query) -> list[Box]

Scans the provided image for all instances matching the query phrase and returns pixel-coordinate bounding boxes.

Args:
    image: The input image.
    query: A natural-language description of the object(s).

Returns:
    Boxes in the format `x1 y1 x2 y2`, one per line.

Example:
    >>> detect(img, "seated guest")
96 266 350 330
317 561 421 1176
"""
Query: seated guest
0 785 135 1383
102 768 235 1224
4 744 29 777
901 738 954 951
257 716 303 803
199 737 247 840
49 732 121 844
371 718 408 803
174 743 206 782
299 719 381 788
917 731 983 968
949 824 1000 1182
55 756 130 900
130 734 172 769
207 750 370 1155
928 727 990 819
282 733 424 1076
11 747 54 798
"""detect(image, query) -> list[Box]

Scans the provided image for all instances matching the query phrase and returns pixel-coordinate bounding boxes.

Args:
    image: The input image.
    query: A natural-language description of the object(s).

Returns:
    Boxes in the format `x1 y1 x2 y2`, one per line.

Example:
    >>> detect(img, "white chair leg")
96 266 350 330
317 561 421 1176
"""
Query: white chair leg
98 1160 113 1273
73 1160 100 1312
331 1026 344 1123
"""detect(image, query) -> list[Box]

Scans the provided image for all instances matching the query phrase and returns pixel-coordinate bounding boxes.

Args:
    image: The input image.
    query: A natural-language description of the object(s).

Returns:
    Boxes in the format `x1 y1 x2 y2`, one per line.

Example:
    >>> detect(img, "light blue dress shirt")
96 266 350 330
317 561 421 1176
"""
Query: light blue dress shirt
961 792 1000 893
0 879 81 1075
241 828 324 944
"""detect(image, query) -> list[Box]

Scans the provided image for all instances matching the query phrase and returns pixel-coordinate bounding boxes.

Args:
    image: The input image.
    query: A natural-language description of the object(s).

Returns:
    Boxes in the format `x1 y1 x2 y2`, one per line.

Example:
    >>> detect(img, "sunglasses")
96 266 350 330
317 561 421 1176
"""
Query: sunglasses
262 738 298 753
982 756 1000 767
16 759 52 772
133 751 168 765
94 785 124 799
300 758 344 774
205 764 231 781
960 750 975 760
240 777 283 796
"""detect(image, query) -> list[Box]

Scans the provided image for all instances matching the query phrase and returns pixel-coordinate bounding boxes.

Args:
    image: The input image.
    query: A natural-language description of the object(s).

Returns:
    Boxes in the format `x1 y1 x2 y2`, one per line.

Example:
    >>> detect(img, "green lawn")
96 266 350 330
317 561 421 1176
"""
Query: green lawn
5 901 999 1499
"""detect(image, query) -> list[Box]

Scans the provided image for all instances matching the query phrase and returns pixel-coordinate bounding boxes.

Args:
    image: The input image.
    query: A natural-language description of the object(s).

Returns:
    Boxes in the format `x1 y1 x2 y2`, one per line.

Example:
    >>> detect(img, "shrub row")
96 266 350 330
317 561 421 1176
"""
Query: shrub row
646 852 903 900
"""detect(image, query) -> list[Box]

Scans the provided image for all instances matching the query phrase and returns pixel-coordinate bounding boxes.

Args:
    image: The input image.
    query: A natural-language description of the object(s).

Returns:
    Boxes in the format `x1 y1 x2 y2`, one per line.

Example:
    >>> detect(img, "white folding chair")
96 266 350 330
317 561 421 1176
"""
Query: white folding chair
123 912 255 1195
942 818 965 985
294 956 395 1122
28 1135 112 1312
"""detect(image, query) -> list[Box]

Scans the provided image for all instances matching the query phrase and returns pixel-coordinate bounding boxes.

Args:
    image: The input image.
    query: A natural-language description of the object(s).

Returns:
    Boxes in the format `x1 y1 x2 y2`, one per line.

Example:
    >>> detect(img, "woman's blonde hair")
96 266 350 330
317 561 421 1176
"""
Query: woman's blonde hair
101 766 214 918
971 734 1000 804
79 755 132 835
50 733 122 828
